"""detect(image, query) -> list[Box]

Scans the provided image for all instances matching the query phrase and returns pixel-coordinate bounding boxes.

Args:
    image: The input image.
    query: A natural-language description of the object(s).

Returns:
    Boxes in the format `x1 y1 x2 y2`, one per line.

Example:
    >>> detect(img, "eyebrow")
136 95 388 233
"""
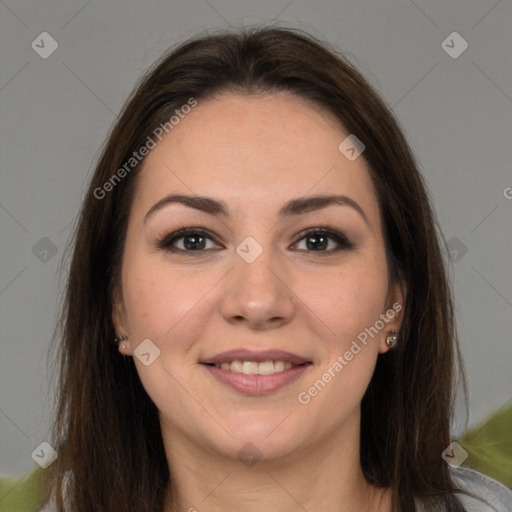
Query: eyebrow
144 193 369 225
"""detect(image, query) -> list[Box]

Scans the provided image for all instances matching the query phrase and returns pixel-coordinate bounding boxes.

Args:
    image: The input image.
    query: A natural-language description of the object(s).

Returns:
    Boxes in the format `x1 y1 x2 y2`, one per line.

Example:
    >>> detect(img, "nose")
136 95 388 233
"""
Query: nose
220 249 297 331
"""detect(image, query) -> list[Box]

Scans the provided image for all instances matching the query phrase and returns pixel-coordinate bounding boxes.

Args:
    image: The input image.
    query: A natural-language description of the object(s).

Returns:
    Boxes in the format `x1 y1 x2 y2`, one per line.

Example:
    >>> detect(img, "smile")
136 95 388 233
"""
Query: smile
201 360 313 395
209 360 296 374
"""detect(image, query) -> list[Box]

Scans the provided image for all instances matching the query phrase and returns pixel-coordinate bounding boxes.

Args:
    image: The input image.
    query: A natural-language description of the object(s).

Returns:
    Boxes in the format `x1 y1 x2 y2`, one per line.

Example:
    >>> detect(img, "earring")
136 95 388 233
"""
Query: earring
113 335 128 344
386 330 398 348
121 343 127 350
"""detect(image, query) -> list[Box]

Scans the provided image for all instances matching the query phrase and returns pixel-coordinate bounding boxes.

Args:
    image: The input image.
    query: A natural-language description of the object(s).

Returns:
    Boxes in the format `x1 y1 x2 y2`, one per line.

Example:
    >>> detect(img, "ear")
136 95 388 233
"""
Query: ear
111 287 132 356
378 278 407 354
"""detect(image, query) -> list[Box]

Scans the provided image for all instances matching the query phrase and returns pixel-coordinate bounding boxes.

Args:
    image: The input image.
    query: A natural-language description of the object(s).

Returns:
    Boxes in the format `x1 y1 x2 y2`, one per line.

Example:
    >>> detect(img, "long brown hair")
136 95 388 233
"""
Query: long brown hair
43 25 469 511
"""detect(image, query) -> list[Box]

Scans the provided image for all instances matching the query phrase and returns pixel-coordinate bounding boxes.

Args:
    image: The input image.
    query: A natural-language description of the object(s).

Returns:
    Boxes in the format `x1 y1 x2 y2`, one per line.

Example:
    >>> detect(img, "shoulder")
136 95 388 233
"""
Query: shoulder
414 467 512 512
450 466 512 512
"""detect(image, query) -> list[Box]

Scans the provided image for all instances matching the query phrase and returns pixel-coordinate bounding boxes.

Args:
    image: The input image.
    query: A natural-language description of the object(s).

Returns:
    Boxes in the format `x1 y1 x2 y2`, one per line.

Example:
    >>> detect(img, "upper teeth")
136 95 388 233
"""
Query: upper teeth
215 360 294 374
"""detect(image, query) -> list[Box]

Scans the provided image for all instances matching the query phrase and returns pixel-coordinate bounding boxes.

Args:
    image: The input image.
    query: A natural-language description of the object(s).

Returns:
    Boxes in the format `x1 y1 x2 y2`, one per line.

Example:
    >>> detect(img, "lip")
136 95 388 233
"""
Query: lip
200 349 311 366
202 362 313 395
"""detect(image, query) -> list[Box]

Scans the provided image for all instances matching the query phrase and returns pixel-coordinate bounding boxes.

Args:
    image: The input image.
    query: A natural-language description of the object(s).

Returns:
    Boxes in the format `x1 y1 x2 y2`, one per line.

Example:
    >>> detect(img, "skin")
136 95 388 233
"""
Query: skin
112 91 405 512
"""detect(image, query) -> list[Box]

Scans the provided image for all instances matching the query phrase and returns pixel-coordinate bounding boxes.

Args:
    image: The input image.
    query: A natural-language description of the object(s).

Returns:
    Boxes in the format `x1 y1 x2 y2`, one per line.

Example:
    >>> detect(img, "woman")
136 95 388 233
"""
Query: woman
40 26 512 511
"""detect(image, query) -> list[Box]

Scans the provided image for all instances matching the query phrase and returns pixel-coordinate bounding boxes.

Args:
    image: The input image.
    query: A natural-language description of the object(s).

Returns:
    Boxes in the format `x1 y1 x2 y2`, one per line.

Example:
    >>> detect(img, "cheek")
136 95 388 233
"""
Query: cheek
298 255 389 408
120 256 218 418
294 266 386 429
121 249 225 360
294 256 389 347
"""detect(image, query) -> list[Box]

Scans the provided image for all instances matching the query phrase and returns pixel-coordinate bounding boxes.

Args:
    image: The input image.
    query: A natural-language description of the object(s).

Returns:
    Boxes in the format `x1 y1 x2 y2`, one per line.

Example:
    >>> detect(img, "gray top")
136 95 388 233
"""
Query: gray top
39 466 512 511
415 466 512 511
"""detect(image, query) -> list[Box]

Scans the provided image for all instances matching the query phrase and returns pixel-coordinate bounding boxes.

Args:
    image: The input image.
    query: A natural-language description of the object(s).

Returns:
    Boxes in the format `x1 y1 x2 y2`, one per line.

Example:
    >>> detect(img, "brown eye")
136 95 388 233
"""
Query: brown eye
156 228 221 253
155 227 354 255
294 228 354 253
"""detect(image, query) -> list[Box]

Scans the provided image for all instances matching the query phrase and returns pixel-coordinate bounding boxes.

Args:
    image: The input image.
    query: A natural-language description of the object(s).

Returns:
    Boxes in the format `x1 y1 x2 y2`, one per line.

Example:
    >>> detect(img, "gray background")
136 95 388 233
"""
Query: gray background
1 0 511 478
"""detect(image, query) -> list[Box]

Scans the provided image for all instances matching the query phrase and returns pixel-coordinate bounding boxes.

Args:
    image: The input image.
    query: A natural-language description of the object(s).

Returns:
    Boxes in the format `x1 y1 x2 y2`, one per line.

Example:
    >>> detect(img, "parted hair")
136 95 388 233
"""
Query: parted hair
42 25 469 511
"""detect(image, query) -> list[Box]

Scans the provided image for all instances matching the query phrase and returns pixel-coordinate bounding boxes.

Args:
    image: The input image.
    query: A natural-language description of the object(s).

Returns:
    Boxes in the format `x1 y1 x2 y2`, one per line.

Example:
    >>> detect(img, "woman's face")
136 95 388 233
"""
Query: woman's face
113 91 404 462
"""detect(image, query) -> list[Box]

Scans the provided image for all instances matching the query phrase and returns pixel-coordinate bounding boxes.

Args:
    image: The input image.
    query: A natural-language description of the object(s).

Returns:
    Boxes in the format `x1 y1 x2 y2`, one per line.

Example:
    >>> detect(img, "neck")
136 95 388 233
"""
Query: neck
161 414 391 512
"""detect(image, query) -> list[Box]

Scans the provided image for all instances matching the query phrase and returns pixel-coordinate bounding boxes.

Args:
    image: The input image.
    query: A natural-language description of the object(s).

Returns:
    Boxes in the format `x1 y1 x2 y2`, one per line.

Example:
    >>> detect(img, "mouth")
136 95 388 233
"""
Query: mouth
200 349 313 395
202 360 308 374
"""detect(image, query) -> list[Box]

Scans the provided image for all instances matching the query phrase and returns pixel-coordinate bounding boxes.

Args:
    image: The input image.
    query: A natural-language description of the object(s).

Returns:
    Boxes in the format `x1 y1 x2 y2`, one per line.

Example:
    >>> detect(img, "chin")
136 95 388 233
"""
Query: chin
206 416 309 463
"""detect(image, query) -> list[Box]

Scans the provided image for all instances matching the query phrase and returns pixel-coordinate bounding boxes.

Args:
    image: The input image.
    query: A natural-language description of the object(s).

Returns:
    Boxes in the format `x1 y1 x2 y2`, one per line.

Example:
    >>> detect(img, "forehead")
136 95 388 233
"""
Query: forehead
133 92 379 222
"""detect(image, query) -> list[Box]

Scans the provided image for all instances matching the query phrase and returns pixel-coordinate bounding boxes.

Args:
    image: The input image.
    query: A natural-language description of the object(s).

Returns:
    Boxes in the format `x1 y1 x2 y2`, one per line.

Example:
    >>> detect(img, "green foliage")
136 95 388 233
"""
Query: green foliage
460 403 512 488
0 466 47 512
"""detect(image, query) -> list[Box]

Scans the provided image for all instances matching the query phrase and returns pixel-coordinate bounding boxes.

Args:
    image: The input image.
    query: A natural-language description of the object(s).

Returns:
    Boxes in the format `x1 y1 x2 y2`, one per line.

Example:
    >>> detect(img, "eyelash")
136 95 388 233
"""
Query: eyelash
155 227 354 255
